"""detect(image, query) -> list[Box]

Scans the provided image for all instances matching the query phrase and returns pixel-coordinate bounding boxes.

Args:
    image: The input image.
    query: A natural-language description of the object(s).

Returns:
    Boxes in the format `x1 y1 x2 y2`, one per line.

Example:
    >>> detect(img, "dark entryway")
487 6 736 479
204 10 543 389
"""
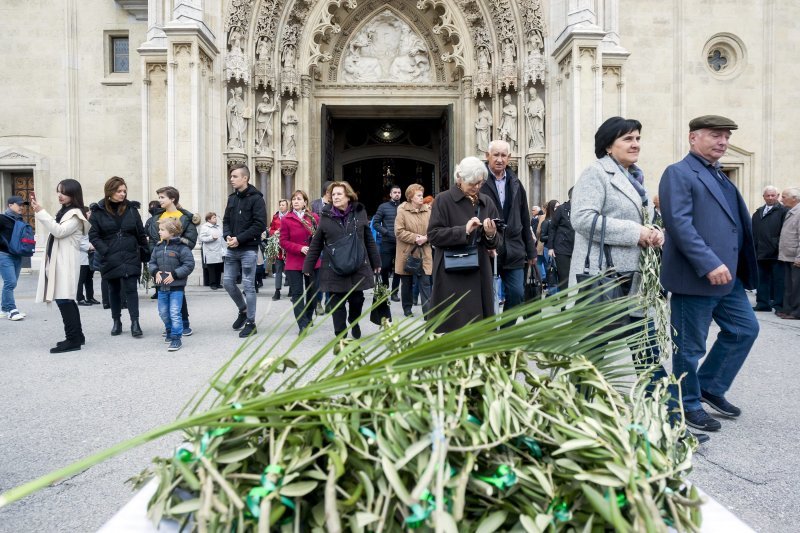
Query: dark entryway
342 158 435 216
320 105 452 215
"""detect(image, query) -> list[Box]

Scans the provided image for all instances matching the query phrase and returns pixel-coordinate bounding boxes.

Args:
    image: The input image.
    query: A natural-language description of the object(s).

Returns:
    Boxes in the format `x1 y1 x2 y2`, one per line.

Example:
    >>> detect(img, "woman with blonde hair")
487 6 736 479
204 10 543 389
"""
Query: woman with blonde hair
303 181 380 338
394 183 433 318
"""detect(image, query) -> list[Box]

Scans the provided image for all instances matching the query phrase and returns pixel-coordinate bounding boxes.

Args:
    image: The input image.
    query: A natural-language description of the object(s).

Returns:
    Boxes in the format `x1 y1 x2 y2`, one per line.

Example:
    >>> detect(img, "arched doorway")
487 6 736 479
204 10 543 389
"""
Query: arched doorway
342 158 436 215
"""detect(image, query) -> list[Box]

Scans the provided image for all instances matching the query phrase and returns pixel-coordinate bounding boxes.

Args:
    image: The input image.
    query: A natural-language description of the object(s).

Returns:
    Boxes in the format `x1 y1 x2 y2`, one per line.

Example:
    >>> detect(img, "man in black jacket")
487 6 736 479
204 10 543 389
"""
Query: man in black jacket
223 164 267 338
481 140 536 313
372 184 402 301
752 185 787 312
548 188 575 291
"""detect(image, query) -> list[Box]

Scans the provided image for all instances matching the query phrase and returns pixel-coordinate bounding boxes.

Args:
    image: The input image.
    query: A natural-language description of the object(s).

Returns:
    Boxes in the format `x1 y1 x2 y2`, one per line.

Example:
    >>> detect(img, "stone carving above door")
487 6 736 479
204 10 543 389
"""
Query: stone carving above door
340 10 433 83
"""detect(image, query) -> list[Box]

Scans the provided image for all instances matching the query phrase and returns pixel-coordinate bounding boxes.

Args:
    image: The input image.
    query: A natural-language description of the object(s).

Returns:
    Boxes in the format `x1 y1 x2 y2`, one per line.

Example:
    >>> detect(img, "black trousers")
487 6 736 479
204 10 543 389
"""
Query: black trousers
286 270 317 331
555 254 572 291
101 277 127 307
380 246 400 291
76 265 95 301
108 276 139 320
399 273 432 316
783 262 800 318
206 262 223 288
329 291 365 335
56 299 83 342
756 259 785 310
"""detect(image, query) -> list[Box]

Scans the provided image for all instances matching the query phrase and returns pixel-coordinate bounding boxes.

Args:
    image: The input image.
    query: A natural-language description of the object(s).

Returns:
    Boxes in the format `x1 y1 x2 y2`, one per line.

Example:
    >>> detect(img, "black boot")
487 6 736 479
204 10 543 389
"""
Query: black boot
131 319 143 337
111 318 123 336
52 301 83 353
272 289 281 301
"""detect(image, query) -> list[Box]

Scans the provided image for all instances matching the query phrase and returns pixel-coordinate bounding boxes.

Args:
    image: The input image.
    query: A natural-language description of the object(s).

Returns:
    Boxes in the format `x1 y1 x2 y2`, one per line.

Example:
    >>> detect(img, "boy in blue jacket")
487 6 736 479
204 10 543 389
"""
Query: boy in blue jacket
149 218 195 351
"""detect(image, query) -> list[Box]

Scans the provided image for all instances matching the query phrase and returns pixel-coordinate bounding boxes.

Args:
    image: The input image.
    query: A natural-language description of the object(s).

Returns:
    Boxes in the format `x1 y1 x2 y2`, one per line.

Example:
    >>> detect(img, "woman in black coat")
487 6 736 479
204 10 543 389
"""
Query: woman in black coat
88 176 148 337
303 181 380 338
428 157 501 333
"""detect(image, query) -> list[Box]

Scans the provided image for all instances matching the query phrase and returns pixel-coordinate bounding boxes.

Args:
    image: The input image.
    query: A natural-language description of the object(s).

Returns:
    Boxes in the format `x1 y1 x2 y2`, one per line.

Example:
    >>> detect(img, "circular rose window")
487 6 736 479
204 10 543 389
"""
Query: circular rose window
703 33 746 79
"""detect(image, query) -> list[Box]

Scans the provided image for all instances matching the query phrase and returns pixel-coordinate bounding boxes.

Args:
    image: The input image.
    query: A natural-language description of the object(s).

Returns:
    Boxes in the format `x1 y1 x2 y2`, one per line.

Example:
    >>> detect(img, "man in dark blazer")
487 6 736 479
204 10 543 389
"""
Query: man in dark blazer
658 115 759 438
481 139 536 314
751 185 787 312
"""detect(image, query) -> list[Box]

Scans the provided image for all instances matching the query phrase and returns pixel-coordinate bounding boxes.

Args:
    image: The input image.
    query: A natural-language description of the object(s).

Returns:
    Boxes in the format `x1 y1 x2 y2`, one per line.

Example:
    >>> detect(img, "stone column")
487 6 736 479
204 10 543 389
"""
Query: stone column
526 154 545 206
280 160 298 201
255 157 273 210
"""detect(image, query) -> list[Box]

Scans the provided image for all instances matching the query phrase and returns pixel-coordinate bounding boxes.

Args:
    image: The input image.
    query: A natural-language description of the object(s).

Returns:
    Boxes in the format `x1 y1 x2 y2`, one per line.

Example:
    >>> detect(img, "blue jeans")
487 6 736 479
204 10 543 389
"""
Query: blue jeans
158 288 184 339
223 248 258 321
0 251 22 312
670 279 759 412
498 267 524 311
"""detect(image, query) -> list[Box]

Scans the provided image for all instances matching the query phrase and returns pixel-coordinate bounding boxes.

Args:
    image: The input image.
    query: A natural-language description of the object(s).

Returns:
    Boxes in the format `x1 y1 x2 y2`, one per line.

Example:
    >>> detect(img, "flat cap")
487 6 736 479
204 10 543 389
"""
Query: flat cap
689 115 738 131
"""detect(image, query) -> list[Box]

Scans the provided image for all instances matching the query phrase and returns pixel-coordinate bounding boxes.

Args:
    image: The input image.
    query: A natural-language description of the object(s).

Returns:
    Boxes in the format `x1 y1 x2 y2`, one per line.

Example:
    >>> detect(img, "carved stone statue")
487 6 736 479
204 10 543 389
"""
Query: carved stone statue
498 94 518 153
282 43 295 69
502 40 516 67
341 10 432 83
525 87 545 150
475 101 493 154
225 28 250 84
255 93 275 153
478 47 491 71
281 99 299 158
226 87 249 151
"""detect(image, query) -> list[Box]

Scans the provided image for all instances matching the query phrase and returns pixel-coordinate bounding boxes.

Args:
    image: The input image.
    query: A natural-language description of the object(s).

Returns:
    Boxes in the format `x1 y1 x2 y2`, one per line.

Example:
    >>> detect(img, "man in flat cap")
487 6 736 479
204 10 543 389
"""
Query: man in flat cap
658 115 759 439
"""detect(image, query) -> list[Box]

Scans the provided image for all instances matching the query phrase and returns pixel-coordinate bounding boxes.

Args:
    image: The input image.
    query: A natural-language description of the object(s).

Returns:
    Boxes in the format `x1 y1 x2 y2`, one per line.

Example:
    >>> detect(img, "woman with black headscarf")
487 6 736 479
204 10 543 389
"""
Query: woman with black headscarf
30 179 90 353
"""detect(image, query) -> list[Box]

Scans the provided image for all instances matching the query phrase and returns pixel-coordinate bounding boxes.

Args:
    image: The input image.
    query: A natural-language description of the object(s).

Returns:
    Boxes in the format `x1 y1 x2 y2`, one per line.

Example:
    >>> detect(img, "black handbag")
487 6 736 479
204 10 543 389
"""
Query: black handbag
545 261 559 288
525 266 542 301
325 213 366 276
575 214 634 305
404 245 424 275
443 205 481 273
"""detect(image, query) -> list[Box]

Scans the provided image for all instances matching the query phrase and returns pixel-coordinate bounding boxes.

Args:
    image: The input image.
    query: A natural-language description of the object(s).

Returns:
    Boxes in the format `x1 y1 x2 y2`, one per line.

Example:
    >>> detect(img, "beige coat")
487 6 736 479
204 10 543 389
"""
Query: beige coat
394 201 433 275
35 208 90 303
778 203 800 263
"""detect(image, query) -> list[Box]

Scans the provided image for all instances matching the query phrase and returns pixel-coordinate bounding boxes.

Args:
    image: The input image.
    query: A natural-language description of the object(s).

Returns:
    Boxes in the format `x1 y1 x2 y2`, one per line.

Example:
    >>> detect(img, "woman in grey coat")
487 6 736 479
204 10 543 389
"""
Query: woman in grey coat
568 117 663 289
568 117 672 395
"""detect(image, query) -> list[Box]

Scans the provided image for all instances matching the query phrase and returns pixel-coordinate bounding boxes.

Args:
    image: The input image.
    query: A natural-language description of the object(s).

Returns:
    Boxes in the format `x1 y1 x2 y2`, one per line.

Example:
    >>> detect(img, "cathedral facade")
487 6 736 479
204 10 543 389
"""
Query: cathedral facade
2 0 798 239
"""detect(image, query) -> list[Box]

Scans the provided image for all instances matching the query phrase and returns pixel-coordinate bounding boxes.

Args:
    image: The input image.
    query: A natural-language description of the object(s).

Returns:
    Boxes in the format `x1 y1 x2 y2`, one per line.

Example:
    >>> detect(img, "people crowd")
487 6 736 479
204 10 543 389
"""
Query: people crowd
4 118 800 445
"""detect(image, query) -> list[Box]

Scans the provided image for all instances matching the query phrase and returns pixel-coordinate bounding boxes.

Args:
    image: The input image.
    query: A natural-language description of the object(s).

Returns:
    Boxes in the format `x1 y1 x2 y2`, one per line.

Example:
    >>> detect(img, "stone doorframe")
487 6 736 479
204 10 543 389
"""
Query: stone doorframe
224 0 547 206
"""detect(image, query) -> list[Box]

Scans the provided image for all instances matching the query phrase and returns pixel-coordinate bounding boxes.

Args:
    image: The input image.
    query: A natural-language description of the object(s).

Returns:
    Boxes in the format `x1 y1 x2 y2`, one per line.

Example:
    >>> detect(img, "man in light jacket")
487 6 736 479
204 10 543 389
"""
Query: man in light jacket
777 187 800 320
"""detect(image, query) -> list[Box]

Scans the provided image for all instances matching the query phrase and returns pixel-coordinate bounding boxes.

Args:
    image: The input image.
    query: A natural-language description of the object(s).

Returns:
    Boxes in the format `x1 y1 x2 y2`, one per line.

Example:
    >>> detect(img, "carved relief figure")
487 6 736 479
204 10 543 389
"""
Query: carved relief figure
282 43 296 69
341 10 433 83
255 93 275 153
478 47 491 71
281 99 299 158
475 101 493 154
225 27 249 84
226 87 248 151
498 94 518 153
502 40 516 67
525 87 545 150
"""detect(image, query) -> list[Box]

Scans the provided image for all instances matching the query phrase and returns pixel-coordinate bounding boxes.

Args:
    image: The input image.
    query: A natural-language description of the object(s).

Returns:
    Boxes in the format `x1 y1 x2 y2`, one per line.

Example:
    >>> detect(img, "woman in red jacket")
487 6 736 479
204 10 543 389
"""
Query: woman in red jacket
279 190 320 333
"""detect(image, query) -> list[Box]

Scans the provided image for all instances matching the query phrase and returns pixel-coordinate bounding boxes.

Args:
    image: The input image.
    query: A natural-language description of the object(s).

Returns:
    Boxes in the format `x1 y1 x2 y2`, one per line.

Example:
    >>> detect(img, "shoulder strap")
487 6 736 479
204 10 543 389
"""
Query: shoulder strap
469 204 481 246
583 213 600 273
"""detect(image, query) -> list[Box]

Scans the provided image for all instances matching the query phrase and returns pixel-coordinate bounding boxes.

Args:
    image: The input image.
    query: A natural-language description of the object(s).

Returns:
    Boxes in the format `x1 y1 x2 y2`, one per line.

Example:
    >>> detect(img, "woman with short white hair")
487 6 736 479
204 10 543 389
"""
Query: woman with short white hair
427 156 502 332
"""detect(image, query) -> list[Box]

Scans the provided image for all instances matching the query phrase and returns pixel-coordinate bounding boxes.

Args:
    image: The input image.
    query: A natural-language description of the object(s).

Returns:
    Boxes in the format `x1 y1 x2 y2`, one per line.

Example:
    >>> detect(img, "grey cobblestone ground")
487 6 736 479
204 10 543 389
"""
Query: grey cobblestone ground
0 271 797 532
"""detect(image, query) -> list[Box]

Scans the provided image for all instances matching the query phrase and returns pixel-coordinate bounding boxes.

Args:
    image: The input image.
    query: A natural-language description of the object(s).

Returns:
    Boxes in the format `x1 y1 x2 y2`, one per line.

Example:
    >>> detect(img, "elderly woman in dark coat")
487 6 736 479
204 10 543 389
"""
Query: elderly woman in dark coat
89 176 149 337
303 181 380 338
428 156 502 333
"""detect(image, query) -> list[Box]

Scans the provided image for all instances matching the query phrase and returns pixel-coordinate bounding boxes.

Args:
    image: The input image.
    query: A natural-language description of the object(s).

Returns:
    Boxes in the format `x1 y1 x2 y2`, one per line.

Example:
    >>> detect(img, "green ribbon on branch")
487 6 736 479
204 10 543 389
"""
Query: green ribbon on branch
175 403 244 463
359 427 378 445
466 415 481 425
514 436 543 458
474 465 517 491
405 489 450 529
245 464 296 523
547 498 572 522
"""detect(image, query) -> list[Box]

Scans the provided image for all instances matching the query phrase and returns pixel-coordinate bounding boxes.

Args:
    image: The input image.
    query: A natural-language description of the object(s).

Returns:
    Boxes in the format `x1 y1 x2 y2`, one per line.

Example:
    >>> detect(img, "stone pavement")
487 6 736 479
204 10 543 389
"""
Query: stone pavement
0 272 797 532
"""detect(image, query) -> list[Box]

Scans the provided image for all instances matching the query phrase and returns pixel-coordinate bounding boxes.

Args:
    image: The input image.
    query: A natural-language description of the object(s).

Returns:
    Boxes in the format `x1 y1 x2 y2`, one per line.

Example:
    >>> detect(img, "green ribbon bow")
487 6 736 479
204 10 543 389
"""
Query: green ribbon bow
475 465 517 491
245 464 296 523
